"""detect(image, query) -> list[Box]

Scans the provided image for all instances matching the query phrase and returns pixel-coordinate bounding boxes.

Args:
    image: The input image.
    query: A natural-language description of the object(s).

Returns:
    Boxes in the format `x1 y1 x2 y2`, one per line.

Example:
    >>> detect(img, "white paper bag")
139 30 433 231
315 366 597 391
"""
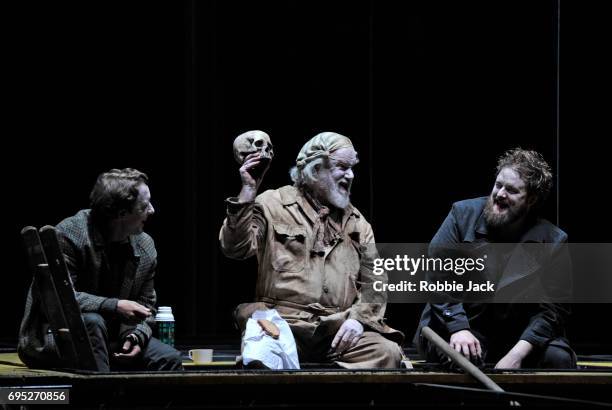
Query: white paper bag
242 309 300 369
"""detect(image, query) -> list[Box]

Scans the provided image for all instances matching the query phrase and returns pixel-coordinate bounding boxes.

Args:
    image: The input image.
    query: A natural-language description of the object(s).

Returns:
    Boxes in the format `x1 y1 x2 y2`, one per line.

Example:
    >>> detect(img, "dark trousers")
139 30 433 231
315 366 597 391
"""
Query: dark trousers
83 312 183 372
418 328 576 369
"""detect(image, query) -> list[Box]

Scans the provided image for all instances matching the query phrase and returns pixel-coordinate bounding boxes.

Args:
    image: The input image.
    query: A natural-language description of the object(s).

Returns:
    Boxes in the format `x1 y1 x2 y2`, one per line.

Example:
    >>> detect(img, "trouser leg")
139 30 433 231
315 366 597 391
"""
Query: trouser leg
140 337 184 371
334 331 403 369
524 339 577 369
82 312 110 372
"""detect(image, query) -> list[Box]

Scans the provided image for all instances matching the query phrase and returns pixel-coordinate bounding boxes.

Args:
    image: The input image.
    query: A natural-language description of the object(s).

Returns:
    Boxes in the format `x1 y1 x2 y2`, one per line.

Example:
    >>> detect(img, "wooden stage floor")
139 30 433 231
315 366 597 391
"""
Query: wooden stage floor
1 352 611 408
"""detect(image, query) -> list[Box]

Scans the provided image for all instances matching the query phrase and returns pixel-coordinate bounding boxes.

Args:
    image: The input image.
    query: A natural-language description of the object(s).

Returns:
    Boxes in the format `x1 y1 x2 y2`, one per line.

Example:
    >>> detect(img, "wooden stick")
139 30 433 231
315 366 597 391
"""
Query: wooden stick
421 326 504 393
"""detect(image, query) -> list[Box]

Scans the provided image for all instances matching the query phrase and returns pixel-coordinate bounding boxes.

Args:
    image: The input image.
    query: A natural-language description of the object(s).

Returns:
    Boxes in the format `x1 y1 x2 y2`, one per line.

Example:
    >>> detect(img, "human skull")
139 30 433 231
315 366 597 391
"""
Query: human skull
233 130 274 164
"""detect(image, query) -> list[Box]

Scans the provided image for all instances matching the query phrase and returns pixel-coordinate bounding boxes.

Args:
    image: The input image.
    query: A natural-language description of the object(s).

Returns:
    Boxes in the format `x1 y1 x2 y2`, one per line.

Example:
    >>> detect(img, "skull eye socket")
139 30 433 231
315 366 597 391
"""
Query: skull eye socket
266 144 273 152
254 139 263 148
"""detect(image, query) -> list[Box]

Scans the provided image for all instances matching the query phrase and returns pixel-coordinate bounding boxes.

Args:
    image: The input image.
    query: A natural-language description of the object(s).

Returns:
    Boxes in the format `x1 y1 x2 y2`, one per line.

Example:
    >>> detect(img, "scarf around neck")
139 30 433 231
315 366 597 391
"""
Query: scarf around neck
302 188 342 255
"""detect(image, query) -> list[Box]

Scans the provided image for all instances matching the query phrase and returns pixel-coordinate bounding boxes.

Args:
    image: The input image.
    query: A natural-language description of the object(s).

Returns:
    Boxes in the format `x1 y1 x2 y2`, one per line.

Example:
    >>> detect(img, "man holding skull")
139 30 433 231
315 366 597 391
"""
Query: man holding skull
219 131 406 368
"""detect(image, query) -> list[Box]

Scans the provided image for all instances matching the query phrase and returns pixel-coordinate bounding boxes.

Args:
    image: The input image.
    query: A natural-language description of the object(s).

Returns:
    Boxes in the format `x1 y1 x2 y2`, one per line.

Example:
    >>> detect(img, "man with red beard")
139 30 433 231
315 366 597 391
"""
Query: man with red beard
220 132 406 368
415 148 576 369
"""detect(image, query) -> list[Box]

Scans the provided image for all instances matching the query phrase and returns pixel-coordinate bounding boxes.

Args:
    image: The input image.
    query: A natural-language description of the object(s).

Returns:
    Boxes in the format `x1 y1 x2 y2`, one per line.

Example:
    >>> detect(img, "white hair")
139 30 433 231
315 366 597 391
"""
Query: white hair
289 157 326 188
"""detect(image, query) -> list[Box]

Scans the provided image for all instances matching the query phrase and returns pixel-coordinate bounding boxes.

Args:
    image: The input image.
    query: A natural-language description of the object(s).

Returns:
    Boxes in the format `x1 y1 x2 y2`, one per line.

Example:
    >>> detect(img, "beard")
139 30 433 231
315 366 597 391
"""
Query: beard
326 183 351 209
483 195 528 229
310 173 351 210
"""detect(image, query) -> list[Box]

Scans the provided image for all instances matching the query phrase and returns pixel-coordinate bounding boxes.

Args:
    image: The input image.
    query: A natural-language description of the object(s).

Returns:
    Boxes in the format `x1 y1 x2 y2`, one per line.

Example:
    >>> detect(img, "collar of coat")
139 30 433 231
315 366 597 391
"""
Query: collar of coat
277 185 361 227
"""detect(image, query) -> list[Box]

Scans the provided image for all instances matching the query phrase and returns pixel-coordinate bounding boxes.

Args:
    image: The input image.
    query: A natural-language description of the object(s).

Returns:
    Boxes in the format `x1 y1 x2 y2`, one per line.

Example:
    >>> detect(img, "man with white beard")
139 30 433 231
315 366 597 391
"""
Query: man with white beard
220 132 406 368
415 148 576 369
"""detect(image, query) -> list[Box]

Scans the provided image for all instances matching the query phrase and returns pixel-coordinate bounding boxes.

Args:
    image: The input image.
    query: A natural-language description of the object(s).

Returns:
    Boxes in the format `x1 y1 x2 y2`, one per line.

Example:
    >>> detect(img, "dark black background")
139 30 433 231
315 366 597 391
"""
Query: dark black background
3 1 610 352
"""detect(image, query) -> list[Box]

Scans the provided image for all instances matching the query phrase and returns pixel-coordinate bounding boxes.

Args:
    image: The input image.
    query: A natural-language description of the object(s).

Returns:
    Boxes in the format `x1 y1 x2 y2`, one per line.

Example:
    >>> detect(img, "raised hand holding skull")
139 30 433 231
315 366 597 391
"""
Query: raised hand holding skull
233 130 273 202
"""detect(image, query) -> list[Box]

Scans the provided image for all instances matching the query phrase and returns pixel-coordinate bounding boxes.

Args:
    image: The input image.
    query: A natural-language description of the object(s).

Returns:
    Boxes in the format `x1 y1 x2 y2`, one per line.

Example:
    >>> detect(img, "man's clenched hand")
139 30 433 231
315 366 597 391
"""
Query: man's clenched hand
117 300 151 324
450 329 482 360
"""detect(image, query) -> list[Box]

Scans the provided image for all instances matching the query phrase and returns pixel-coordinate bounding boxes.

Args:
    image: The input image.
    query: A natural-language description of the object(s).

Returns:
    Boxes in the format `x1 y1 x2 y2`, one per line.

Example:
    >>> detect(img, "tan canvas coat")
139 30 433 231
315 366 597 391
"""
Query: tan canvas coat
220 185 403 344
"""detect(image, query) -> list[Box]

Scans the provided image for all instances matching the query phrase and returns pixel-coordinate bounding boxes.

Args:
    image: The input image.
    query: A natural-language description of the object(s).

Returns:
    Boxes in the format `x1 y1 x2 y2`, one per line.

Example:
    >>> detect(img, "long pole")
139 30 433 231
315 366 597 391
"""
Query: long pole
421 326 504 393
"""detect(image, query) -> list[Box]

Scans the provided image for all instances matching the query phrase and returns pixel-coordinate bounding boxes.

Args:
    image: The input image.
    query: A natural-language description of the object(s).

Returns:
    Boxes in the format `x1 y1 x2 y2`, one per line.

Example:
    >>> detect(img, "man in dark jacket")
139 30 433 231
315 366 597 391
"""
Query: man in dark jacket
18 168 183 371
415 148 575 369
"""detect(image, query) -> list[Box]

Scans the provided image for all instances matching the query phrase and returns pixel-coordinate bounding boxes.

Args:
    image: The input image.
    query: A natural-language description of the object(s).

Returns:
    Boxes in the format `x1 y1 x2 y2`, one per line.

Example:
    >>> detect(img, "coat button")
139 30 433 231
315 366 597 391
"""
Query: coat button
323 286 329 293
443 309 452 317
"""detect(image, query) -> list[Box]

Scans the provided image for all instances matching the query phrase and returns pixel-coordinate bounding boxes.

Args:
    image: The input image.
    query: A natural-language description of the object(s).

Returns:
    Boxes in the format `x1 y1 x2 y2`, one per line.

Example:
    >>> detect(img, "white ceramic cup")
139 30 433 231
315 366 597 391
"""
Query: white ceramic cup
189 349 213 364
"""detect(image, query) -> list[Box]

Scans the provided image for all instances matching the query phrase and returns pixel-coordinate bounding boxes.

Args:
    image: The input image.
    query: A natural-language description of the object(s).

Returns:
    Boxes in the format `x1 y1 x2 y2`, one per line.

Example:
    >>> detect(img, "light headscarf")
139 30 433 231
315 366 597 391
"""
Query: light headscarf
295 132 354 169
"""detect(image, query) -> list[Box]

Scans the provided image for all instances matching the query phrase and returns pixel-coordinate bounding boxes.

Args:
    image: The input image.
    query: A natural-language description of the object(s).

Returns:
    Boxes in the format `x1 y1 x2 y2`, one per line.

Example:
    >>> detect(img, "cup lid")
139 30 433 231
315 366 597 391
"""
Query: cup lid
155 306 174 321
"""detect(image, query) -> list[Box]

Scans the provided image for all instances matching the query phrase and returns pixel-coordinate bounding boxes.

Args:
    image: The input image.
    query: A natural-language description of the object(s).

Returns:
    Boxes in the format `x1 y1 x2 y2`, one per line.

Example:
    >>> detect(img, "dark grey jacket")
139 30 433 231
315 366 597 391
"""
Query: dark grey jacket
415 197 570 352
18 210 158 367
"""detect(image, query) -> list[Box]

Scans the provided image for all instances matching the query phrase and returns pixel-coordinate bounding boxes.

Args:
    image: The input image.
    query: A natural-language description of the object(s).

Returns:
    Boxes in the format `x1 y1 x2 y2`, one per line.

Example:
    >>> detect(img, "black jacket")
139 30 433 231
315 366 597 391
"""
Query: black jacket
415 197 571 354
